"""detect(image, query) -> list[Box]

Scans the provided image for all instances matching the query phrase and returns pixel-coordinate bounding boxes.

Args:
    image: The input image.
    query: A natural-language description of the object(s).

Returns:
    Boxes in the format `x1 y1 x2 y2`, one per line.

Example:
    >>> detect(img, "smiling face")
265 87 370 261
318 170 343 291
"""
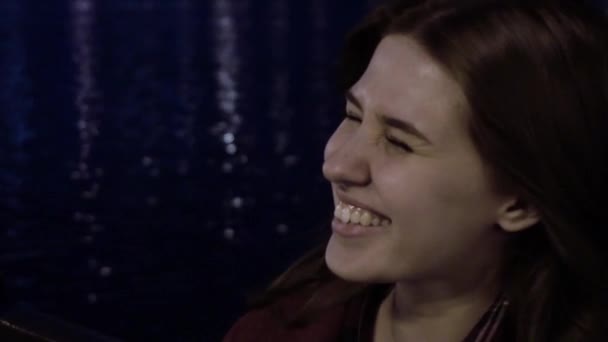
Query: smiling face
322 35 513 284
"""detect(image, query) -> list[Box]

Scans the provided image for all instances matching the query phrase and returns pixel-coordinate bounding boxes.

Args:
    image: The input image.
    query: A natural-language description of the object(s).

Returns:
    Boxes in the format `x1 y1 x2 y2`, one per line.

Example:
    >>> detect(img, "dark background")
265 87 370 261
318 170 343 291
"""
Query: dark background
0 0 380 340
5 0 607 341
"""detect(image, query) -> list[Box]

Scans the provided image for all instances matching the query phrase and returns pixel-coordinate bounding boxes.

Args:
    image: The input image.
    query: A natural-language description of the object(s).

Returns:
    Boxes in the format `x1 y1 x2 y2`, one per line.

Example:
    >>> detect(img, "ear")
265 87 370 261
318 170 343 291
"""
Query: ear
496 197 541 233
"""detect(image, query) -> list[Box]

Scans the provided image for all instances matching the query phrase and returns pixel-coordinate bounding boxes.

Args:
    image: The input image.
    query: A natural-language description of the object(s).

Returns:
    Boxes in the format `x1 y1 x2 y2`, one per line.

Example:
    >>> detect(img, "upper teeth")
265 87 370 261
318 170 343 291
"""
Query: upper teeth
334 202 390 227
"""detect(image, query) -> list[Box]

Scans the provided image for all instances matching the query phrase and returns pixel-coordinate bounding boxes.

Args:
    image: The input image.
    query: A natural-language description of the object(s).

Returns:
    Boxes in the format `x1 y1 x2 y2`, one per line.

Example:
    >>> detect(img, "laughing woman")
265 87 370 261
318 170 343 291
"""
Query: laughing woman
224 0 608 341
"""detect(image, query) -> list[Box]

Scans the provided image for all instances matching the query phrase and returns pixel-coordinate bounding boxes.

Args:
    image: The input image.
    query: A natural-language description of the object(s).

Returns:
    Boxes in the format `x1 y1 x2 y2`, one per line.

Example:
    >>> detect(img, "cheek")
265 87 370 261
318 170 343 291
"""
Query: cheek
379 167 437 216
377 158 493 218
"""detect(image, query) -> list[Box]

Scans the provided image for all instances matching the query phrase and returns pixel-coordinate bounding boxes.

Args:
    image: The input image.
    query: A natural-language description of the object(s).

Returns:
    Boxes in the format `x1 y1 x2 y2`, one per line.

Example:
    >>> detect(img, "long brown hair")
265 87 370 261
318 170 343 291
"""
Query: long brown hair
254 1 608 340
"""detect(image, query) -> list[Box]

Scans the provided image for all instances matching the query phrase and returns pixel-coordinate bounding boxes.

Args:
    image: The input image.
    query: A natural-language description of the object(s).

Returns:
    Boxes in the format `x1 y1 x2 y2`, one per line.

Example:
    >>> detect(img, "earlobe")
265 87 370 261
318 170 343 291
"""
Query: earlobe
496 198 541 233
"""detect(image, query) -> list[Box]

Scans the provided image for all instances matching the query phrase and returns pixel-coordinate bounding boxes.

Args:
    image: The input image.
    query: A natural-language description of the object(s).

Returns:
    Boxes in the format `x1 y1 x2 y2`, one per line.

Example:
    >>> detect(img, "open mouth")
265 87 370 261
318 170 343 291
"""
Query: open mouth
333 201 391 227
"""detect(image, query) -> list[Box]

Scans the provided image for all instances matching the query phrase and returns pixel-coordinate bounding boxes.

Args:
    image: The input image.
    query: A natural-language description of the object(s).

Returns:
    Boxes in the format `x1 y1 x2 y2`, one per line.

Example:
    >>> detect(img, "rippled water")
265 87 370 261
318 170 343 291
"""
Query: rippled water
0 0 376 339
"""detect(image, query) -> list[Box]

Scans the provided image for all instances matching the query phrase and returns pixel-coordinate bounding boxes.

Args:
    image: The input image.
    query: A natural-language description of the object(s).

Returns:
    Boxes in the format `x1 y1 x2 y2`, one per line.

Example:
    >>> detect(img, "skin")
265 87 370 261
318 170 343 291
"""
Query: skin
321 35 539 341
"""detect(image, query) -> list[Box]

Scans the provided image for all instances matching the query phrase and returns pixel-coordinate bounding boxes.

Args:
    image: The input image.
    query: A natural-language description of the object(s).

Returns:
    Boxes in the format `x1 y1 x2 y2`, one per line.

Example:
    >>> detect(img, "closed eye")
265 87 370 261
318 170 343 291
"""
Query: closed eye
345 112 412 153
386 136 412 152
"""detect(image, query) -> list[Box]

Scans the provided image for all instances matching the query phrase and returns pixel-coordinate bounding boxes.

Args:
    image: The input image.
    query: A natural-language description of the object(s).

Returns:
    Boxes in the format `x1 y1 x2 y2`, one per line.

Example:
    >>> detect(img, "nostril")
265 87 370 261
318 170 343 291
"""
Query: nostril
321 148 372 186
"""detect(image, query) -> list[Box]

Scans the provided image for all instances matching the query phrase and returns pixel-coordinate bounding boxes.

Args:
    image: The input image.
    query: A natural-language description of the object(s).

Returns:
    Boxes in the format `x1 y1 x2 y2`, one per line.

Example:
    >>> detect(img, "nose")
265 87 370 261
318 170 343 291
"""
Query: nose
322 128 372 188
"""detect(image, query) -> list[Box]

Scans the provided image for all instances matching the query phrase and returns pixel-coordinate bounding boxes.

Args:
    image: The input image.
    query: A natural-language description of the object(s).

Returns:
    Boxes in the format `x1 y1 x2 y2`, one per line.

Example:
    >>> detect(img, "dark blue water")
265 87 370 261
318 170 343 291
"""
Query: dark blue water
0 0 378 340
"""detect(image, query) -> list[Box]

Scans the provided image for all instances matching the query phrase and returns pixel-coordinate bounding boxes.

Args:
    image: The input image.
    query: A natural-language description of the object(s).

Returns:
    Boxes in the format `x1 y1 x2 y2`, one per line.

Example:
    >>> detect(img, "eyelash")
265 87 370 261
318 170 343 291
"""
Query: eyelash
344 112 412 152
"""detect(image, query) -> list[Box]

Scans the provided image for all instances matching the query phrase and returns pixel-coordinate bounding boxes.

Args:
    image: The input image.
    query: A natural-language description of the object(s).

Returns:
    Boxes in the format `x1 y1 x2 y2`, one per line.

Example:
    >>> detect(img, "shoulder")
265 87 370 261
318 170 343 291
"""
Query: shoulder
222 294 348 342
223 283 373 342
223 305 346 342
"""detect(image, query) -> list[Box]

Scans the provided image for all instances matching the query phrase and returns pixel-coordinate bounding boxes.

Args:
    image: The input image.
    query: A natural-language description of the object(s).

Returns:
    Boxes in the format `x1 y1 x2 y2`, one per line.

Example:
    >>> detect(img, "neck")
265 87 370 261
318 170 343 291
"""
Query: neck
376 267 501 342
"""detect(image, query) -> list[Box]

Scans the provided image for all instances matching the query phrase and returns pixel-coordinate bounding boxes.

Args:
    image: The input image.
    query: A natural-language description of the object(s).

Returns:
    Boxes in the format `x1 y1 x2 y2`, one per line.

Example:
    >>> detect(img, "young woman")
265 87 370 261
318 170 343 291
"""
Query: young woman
224 0 608 341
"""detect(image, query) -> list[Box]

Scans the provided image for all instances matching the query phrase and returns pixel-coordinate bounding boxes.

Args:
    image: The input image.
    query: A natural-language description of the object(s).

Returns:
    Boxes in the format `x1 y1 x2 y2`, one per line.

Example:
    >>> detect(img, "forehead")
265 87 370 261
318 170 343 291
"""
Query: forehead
350 35 470 146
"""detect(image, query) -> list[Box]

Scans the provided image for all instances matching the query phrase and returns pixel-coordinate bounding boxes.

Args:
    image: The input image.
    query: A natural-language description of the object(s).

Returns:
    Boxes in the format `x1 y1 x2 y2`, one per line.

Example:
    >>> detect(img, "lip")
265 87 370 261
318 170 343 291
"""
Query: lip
335 193 390 221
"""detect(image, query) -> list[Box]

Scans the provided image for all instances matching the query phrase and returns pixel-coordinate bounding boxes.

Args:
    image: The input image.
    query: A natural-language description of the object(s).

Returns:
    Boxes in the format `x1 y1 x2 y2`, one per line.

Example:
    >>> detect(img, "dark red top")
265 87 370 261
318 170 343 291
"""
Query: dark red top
223 285 511 342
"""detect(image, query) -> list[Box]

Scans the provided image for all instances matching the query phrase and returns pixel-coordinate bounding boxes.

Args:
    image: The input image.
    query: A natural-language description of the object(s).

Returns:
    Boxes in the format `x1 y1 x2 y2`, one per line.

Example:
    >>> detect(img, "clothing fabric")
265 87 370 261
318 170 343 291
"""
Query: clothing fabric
223 284 510 342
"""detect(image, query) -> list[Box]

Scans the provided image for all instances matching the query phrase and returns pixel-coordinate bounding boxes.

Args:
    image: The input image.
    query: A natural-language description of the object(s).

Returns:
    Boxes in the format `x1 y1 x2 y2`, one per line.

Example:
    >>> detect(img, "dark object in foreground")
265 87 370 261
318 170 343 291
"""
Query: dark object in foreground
0 307 121 342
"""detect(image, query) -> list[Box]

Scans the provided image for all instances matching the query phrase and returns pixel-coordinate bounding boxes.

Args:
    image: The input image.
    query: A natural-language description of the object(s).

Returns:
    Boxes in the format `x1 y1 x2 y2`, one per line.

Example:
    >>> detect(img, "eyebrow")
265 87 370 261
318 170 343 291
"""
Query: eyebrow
345 90 433 145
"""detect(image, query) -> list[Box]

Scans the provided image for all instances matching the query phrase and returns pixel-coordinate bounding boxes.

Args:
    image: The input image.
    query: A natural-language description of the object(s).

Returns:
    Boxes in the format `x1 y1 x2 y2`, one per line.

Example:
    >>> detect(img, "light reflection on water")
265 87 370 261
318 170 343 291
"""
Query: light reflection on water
71 0 107 296
211 0 246 240
0 0 372 340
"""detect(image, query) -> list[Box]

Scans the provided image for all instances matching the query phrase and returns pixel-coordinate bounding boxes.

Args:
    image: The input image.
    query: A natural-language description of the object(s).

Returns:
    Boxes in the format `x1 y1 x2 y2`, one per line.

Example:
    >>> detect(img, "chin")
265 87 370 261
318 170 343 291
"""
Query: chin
325 235 380 283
